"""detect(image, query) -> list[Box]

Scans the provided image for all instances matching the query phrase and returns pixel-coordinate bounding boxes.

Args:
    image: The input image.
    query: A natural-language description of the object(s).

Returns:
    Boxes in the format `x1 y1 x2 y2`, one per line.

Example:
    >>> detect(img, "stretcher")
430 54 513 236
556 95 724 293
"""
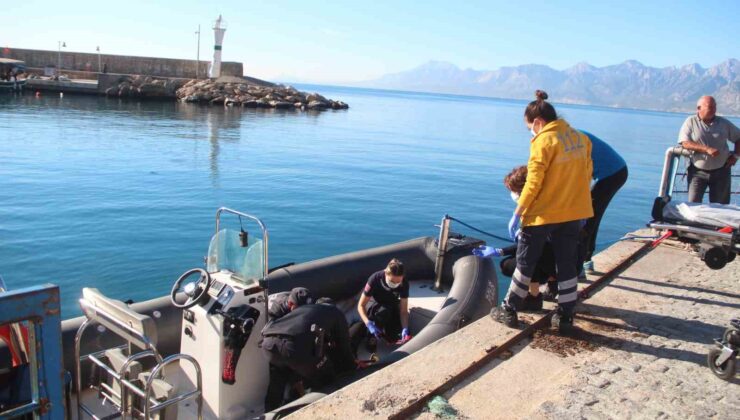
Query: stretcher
649 146 739 269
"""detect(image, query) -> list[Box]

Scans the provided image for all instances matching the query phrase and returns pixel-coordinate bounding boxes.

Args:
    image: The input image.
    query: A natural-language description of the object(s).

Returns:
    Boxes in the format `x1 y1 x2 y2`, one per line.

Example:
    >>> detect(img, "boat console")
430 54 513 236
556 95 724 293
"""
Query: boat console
75 208 271 419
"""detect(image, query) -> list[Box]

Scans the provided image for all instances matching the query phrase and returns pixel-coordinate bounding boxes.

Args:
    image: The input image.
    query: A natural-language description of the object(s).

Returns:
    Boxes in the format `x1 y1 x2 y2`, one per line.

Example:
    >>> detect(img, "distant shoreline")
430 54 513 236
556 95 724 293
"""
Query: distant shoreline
288 82 740 119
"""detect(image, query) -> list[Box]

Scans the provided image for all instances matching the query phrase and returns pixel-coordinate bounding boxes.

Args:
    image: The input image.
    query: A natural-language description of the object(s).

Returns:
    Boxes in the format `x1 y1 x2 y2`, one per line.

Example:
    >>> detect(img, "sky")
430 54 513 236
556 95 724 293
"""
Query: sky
3 0 738 83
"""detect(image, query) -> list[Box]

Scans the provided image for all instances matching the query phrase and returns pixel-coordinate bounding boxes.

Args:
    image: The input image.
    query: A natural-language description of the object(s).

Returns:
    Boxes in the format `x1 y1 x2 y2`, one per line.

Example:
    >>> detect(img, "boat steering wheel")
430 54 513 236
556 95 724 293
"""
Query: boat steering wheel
170 268 211 309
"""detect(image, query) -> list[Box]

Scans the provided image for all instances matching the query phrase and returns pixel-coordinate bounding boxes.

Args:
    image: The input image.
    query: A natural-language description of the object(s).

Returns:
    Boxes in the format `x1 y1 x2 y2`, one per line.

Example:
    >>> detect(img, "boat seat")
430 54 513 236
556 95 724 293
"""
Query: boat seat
76 289 201 420
79 287 158 350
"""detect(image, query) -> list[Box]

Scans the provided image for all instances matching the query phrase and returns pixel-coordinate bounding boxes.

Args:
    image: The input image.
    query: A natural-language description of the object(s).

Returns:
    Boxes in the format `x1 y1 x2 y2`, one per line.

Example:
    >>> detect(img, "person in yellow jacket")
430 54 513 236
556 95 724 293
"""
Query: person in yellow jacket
491 90 593 334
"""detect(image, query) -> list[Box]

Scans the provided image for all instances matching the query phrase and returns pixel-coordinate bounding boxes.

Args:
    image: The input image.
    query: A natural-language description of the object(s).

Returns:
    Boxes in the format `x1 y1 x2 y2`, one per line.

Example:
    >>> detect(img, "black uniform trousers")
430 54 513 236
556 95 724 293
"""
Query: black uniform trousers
262 335 336 411
583 166 628 262
504 220 581 314
349 301 402 355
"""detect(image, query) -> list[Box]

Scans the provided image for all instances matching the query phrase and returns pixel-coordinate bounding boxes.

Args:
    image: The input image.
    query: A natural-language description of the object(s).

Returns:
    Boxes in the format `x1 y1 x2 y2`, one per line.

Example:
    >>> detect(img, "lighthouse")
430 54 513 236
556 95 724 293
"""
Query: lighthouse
210 15 227 78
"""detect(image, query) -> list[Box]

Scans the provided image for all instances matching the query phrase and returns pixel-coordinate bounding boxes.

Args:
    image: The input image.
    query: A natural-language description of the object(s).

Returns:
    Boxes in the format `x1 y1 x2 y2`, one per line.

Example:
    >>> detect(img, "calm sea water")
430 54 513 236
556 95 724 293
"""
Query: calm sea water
1 86 738 317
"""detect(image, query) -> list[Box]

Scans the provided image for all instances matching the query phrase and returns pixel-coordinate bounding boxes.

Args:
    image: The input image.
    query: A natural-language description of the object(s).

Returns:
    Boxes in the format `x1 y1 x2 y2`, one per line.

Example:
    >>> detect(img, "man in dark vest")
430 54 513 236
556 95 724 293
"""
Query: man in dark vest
261 298 356 410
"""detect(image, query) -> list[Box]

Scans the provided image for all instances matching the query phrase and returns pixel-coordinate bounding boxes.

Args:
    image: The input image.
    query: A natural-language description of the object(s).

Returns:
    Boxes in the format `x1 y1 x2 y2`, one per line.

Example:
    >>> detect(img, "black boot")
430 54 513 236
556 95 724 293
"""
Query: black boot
490 303 518 328
521 293 544 311
552 308 574 335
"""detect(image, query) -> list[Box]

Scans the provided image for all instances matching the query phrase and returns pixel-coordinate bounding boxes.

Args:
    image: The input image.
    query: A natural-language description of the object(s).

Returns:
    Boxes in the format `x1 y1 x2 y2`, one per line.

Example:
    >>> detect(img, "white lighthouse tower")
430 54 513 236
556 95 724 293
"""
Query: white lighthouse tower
210 15 227 78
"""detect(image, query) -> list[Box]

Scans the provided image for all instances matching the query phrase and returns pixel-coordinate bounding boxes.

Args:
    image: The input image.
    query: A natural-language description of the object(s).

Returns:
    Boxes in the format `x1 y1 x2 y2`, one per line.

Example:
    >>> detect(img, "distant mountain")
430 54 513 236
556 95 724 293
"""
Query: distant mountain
360 59 740 115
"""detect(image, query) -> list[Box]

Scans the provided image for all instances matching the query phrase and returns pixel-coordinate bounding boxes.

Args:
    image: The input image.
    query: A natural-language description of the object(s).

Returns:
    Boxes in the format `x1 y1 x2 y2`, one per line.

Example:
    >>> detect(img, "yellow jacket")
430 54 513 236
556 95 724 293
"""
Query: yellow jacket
518 119 594 226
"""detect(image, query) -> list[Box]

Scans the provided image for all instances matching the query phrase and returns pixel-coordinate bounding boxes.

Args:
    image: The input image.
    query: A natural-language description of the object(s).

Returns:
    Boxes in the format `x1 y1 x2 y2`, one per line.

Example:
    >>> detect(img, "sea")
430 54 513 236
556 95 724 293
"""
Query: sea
1 85 738 318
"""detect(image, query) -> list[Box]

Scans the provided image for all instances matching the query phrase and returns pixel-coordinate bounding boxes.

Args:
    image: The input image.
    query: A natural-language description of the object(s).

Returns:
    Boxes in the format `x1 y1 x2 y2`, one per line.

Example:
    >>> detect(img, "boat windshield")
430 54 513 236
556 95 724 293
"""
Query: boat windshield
206 229 264 287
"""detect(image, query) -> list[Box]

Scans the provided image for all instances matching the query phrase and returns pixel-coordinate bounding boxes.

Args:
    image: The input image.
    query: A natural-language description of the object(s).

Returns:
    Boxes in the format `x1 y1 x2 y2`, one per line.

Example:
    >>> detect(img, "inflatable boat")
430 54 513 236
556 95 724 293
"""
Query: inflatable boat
650 146 739 269
1 208 496 419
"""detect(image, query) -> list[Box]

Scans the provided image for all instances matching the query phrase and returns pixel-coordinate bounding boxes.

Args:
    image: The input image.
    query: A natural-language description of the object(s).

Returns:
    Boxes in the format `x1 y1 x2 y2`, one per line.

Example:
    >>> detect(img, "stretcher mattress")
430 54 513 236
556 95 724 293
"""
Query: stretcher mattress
663 202 740 229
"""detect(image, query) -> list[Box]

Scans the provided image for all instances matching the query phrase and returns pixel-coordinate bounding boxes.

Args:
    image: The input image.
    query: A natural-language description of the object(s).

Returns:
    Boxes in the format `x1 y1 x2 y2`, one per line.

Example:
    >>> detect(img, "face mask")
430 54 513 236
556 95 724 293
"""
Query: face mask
510 192 520 203
386 277 402 289
529 120 540 137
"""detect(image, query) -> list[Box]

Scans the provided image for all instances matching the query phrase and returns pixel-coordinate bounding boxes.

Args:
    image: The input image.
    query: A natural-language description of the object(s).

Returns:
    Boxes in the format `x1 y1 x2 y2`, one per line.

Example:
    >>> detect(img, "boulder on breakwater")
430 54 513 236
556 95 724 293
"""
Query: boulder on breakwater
103 74 186 98
175 80 349 110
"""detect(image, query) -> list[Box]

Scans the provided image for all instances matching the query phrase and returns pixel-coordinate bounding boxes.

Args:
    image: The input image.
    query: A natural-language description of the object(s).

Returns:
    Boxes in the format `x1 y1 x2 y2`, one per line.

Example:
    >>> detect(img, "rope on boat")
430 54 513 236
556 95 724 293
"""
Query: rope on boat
447 216 514 243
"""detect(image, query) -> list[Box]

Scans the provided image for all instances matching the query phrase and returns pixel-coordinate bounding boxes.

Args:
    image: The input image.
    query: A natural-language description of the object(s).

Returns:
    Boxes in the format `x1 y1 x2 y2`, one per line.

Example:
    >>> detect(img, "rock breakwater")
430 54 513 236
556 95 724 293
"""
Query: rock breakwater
103 74 186 98
102 75 349 110
176 79 349 110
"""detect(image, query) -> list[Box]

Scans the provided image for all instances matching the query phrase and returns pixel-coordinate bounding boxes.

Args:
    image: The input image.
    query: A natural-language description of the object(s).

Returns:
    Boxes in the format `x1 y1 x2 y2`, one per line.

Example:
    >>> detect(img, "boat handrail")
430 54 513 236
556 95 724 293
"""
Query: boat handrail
658 146 692 198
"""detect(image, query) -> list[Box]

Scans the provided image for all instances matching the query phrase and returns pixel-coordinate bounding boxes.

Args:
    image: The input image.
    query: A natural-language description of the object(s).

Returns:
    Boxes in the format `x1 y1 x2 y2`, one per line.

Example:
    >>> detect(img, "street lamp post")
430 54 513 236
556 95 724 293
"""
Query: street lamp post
57 41 66 77
195 25 201 79
96 46 101 73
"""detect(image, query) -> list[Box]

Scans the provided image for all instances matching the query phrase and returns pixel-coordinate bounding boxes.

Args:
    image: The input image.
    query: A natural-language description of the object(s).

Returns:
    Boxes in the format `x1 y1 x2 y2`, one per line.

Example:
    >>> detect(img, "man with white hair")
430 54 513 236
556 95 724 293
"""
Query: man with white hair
678 95 740 204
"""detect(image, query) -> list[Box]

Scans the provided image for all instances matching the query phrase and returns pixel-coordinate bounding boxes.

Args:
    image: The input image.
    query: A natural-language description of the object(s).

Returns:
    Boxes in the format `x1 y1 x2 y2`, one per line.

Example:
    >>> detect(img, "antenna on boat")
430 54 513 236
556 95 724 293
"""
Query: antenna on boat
433 215 452 293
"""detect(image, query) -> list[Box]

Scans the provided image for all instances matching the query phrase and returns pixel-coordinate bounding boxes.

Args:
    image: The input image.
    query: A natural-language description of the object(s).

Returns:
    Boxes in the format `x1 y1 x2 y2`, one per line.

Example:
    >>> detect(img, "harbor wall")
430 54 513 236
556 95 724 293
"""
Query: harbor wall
2 48 213 78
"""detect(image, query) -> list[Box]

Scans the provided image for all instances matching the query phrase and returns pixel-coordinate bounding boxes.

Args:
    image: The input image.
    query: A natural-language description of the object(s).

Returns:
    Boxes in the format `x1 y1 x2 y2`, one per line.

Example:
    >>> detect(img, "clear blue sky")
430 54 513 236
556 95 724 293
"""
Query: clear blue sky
4 0 738 83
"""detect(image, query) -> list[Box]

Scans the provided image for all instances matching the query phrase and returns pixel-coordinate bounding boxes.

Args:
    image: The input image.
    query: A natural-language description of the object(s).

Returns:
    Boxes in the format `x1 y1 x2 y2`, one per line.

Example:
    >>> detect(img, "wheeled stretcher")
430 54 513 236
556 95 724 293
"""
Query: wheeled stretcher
649 146 739 269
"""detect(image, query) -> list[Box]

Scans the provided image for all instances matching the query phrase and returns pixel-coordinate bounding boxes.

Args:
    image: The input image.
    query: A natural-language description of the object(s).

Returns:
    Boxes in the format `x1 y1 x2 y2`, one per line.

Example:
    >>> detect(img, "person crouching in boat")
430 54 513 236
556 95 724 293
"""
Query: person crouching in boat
261 298 356 410
267 287 313 321
491 90 593 334
351 258 411 354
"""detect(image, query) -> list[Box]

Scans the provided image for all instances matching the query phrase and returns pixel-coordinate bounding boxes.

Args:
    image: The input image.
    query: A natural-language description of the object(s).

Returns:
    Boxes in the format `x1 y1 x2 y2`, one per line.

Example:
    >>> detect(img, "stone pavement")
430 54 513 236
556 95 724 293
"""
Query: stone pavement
418 240 739 419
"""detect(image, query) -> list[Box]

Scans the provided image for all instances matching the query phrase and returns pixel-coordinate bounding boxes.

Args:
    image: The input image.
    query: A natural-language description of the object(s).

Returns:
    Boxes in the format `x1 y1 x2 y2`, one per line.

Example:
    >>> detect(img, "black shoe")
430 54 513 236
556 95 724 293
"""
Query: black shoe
542 282 558 302
552 309 574 335
491 304 518 328
521 293 543 311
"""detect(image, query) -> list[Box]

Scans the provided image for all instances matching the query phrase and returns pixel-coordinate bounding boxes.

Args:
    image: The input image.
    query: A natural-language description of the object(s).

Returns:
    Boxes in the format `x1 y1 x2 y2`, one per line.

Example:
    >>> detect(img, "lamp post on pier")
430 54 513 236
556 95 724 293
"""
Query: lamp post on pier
96 46 101 73
57 41 66 77
195 25 201 79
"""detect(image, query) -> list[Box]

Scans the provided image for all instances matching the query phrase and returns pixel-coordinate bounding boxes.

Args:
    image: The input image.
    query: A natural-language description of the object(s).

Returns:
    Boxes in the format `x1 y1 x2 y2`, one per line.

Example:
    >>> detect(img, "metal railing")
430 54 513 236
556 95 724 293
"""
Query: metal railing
0 284 64 419
75 295 202 419
660 146 740 203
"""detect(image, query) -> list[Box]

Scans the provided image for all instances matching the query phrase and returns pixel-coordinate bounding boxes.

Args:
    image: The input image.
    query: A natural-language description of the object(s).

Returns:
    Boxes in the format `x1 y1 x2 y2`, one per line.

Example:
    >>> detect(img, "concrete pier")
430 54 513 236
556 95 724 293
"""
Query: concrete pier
288 232 739 419
26 78 98 94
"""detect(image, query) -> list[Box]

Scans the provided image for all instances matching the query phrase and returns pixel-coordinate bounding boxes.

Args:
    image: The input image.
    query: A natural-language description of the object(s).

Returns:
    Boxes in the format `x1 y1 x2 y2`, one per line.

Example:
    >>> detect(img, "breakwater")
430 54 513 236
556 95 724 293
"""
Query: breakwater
96 74 349 109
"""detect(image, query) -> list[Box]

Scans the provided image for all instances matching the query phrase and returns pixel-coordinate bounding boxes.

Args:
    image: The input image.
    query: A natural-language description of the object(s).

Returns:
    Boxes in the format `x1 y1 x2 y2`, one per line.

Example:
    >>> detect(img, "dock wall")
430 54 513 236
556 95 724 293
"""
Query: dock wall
2 48 212 78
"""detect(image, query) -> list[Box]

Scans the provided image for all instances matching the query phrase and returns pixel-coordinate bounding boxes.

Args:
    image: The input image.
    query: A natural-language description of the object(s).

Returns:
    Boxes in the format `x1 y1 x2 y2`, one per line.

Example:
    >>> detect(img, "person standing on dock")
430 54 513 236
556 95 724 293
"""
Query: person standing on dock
678 95 740 204
491 90 593 334
578 131 628 273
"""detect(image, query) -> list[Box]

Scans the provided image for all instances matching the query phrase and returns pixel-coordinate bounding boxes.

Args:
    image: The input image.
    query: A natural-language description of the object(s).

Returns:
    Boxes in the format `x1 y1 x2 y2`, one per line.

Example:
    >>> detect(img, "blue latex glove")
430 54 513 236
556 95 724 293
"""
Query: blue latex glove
366 321 381 338
402 328 410 340
472 245 504 258
508 214 520 241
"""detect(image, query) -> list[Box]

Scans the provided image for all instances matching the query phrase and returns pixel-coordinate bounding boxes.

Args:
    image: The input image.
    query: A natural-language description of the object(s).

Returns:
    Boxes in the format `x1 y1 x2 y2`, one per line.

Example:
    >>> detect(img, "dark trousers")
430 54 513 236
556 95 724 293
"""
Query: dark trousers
500 242 556 284
349 301 401 355
504 220 581 313
262 336 336 411
583 166 628 262
687 164 731 204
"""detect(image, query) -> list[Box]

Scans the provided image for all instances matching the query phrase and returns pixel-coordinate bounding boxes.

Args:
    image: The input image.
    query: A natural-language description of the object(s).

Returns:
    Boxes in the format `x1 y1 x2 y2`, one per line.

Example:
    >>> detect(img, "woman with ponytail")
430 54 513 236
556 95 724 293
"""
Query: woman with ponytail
491 90 593 334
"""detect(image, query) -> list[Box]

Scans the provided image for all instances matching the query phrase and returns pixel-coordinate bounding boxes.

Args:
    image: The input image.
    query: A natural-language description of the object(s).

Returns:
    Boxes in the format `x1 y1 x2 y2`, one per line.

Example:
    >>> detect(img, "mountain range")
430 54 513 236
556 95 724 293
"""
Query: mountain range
359 59 740 116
